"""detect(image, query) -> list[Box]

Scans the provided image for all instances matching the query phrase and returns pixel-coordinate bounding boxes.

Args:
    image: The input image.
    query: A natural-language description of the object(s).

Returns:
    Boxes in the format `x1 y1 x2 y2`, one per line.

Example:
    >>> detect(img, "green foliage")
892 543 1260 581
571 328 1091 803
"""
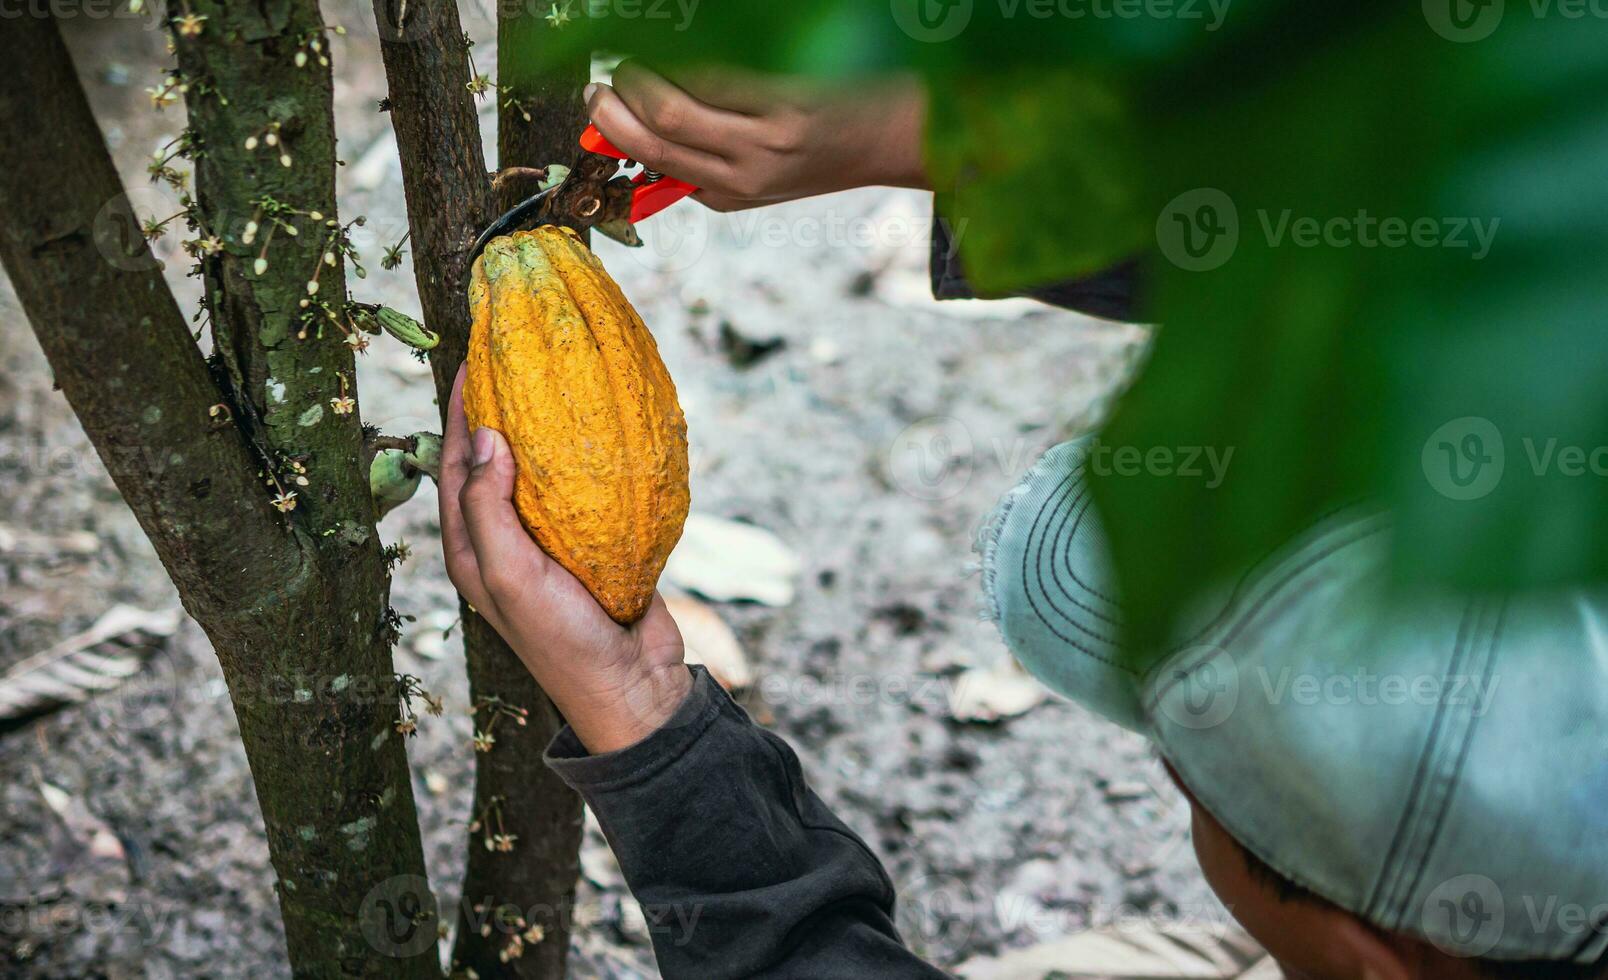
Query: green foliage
514 2 1608 652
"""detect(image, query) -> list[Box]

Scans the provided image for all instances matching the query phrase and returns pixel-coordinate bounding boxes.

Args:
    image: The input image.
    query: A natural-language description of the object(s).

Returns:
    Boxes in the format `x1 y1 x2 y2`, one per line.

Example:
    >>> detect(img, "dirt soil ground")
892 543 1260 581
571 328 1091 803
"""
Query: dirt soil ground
0 13 1228 979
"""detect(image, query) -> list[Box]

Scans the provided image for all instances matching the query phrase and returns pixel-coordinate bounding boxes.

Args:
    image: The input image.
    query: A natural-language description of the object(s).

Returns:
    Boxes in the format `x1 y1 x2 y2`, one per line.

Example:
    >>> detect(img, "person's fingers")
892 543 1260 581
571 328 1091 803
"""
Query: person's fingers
610 60 758 153
668 63 800 116
458 426 548 608
439 366 485 605
586 84 740 190
691 189 763 213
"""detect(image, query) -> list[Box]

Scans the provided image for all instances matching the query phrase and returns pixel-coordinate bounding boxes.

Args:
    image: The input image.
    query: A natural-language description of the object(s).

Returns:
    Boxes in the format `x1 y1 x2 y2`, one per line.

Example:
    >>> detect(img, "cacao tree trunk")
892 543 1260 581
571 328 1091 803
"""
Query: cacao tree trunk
369 2 584 976
0 15 440 979
497 5 594 199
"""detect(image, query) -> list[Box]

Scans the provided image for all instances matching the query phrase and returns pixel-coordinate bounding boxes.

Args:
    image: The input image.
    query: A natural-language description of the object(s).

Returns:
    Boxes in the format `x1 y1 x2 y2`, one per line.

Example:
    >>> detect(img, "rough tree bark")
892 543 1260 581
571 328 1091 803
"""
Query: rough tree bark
369 1 584 975
0 15 440 979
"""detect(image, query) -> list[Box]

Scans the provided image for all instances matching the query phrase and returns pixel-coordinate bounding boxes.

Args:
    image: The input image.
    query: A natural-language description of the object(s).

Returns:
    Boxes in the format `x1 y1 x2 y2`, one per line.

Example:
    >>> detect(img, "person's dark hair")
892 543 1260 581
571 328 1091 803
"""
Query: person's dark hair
1235 829 1606 980
1160 758 1607 980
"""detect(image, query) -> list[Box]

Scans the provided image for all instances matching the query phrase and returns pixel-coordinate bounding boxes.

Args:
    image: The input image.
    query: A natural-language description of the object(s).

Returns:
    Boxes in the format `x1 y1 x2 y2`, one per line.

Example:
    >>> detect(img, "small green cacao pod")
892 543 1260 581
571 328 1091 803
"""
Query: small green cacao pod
370 448 422 520
374 307 440 351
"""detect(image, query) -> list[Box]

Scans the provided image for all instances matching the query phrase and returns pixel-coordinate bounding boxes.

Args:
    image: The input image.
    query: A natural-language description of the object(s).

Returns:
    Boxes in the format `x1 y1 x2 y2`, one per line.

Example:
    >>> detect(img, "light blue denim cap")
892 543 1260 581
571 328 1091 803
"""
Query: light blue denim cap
980 437 1608 965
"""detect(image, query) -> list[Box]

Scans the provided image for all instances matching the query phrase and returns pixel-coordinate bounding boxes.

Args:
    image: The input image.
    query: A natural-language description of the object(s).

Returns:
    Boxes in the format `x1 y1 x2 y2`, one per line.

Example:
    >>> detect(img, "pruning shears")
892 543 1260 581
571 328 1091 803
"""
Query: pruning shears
578 125 700 224
470 124 699 261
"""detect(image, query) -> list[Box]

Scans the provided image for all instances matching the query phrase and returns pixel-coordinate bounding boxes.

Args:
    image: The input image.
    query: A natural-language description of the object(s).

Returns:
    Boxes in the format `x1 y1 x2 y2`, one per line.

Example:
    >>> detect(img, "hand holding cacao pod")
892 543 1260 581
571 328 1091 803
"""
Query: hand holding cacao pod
464 227 690 625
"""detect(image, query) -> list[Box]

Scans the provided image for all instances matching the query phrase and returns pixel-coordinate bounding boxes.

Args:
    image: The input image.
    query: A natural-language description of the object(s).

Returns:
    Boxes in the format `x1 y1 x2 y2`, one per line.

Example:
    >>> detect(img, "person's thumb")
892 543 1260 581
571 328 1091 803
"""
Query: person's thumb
460 427 529 569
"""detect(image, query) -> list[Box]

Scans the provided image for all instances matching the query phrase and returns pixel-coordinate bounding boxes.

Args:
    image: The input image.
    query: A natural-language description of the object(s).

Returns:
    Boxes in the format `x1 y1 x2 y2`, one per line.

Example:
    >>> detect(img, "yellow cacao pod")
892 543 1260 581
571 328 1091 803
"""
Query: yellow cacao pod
465 227 690 624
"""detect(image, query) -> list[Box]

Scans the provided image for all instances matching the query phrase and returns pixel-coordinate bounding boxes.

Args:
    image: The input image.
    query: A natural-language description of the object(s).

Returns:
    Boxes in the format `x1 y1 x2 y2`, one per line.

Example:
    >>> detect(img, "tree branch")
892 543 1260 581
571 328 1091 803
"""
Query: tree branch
7 10 447 978
370 0 492 383
3 15 443 979
370 2 583 976
0 15 297 621
163 0 448 970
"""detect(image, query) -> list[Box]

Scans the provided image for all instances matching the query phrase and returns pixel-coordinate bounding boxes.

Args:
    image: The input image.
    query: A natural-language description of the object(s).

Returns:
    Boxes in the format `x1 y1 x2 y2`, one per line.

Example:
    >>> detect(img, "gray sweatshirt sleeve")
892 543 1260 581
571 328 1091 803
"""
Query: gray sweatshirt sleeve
545 666 952 980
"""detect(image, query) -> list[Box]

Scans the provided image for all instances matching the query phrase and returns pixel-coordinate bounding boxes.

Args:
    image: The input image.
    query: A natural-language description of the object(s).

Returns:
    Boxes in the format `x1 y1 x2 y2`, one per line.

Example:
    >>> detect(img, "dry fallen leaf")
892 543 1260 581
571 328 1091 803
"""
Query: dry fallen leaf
664 514 800 607
664 592 754 691
946 662 1050 723
0 523 101 559
0 605 182 729
37 776 129 903
955 923 1271 980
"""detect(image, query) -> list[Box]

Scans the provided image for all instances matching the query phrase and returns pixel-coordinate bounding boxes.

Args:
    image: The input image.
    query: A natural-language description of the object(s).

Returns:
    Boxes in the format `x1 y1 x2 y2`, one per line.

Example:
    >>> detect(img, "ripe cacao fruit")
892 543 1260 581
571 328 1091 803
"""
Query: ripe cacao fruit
465 227 690 624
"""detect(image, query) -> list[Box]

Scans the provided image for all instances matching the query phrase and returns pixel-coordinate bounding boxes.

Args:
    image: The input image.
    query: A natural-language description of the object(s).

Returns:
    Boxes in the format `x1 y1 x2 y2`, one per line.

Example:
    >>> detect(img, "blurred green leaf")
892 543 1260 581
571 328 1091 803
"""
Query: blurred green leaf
513 2 1608 654
927 69 1148 295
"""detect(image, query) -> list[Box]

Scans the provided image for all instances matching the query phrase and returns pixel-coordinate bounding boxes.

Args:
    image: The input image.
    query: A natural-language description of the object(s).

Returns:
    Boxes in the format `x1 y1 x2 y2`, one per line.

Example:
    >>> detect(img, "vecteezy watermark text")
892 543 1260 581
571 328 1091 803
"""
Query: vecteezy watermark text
1081 438 1234 489
891 0 1232 43
1158 188 1501 271
887 421 1233 503
1424 0 1608 43
1155 646 1504 731
1422 417 1608 501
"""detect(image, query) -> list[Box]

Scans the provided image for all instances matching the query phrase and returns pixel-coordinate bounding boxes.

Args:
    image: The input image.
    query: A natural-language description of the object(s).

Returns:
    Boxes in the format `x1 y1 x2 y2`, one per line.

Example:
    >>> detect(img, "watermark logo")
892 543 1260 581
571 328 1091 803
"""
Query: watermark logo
898 872 979 960
1423 874 1505 957
1154 645 1240 729
1157 188 1239 272
93 192 167 273
624 200 711 273
1426 0 1608 43
1521 895 1608 949
888 416 976 501
756 672 956 712
891 0 974 41
565 0 700 30
1424 0 1505 41
1422 418 1608 499
359 874 439 958
1423 416 1505 500
91 643 183 738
